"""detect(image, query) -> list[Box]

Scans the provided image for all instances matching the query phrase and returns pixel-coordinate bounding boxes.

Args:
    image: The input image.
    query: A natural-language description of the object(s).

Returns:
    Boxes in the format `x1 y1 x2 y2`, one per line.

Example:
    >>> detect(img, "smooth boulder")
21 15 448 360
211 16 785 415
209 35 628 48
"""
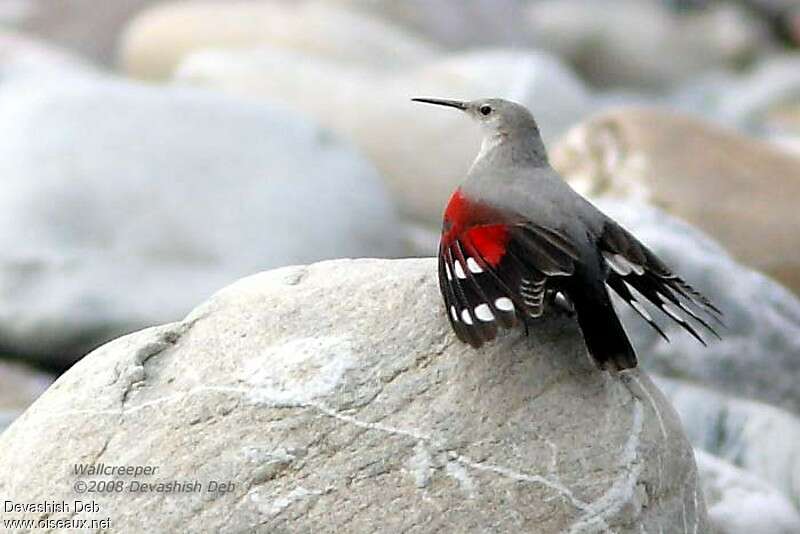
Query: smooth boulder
657 376 800 509
7 0 160 65
553 108 800 295
695 449 800 534
176 47 593 225
0 258 708 532
0 75 402 367
672 55 800 139
120 0 439 80
525 0 767 90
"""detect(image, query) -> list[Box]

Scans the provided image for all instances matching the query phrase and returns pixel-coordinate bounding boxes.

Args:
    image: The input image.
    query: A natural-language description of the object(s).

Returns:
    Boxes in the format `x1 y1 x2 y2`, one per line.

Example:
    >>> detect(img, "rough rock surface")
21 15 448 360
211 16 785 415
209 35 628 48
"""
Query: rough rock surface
657 376 800 509
176 47 593 225
596 201 800 415
0 76 402 367
552 108 800 294
0 360 53 432
120 0 439 80
694 449 800 534
0 258 708 532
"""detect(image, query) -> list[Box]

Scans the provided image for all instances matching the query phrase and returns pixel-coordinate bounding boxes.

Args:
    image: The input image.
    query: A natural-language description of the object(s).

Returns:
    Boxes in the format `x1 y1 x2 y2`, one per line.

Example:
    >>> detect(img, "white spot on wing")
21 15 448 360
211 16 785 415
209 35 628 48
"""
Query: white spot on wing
454 261 467 279
626 257 645 275
450 305 459 322
618 254 643 275
662 302 684 322
445 262 452 281
603 251 631 275
460 309 474 325
474 303 494 322
466 257 483 273
630 300 652 321
603 252 645 276
495 297 514 312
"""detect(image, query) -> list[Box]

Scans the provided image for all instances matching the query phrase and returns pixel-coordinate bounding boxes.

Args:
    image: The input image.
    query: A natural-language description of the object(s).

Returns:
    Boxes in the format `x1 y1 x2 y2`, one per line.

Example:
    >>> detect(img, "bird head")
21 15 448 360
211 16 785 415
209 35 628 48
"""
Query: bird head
411 97 540 138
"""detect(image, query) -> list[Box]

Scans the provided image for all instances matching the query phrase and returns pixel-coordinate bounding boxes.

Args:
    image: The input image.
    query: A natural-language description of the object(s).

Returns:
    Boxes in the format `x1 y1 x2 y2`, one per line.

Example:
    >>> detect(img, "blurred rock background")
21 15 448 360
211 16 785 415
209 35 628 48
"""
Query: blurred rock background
0 0 799 531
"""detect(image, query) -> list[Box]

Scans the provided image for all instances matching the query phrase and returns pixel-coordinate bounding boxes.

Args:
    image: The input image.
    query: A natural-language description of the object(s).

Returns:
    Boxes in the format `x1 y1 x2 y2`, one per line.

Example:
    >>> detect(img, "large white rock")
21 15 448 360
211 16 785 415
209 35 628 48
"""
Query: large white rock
553 108 800 295
695 449 800 534
0 258 708 532
0 76 402 366
176 47 594 225
120 0 439 80
657 376 800 510
597 200 800 415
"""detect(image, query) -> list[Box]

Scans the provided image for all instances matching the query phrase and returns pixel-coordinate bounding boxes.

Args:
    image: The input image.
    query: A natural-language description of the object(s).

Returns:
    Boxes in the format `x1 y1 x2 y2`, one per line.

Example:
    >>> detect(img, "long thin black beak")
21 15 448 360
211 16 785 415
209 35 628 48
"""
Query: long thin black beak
411 97 468 110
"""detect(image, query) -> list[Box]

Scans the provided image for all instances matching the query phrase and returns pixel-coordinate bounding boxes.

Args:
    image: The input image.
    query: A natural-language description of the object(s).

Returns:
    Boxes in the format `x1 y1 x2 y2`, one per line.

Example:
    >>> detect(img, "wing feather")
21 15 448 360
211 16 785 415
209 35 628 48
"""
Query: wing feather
438 222 577 347
599 220 721 343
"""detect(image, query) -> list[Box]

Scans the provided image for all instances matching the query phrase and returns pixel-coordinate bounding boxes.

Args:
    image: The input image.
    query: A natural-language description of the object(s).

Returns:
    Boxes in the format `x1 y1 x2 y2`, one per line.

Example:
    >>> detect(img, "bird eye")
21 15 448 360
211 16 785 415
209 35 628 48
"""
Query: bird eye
479 105 492 116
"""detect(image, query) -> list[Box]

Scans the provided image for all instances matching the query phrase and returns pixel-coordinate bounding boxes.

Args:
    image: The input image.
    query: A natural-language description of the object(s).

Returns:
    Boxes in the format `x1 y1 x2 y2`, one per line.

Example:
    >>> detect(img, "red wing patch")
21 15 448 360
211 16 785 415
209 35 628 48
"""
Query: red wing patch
463 225 509 266
438 218 578 348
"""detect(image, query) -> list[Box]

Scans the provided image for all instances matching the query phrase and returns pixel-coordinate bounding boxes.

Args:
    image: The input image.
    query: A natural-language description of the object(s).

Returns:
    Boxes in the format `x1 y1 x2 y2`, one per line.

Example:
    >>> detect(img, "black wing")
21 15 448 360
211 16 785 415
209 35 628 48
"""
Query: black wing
438 223 579 348
599 220 722 344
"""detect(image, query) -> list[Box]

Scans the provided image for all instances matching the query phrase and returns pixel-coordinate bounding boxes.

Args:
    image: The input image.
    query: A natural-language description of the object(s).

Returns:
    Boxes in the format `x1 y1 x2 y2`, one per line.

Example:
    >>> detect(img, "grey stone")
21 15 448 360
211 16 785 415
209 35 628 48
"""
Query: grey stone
672 55 800 138
0 258 708 532
695 449 800 534
656 376 800 510
552 108 800 295
0 75 403 367
525 0 768 90
9 0 164 66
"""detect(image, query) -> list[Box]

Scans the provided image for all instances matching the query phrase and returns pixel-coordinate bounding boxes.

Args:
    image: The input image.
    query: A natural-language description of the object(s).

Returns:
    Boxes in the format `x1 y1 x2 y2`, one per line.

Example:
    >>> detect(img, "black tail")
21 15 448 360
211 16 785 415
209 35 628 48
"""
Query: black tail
571 287 637 371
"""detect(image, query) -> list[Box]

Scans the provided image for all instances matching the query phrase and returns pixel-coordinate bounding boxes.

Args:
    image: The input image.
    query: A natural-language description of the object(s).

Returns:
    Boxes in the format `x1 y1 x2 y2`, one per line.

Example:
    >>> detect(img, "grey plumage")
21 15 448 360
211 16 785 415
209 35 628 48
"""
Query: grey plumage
415 97 721 371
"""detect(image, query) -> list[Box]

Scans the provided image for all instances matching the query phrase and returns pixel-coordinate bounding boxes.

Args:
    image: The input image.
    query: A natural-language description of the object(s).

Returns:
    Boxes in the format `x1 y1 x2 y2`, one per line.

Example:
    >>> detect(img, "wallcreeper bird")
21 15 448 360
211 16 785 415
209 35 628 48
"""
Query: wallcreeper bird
413 97 721 371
